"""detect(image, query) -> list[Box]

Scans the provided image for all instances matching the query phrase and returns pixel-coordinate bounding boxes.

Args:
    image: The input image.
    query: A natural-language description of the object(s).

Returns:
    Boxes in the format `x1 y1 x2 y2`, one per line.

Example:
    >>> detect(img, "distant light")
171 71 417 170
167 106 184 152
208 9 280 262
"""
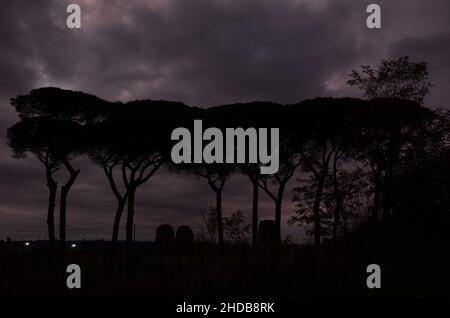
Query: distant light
71 243 77 248
25 242 30 246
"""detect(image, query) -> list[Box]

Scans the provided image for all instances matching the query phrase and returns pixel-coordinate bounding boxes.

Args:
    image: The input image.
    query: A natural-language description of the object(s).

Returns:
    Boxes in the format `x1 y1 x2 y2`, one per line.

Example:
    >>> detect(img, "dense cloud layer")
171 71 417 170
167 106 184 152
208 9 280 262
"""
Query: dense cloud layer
0 0 449 240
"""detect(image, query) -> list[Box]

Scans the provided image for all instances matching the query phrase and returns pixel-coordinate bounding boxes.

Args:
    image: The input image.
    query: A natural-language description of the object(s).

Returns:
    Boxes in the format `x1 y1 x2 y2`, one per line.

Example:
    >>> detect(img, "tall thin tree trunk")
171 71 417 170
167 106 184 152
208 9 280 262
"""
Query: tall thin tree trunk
126 186 136 246
331 155 341 242
382 165 393 222
371 167 382 222
112 197 127 246
332 196 342 242
313 173 327 248
216 189 224 249
274 184 285 243
251 179 259 248
103 164 127 247
46 169 57 245
59 161 80 246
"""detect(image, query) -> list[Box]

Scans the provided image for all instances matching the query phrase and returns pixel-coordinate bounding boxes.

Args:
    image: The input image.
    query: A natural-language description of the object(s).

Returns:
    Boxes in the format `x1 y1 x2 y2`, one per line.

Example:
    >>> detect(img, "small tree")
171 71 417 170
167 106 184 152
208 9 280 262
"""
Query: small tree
7 118 61 245
197 207 218 243
347 56 433 104
197 208 251 244
9 88 107 246
181 163 234 249
289 168 367 242
223 210 251 244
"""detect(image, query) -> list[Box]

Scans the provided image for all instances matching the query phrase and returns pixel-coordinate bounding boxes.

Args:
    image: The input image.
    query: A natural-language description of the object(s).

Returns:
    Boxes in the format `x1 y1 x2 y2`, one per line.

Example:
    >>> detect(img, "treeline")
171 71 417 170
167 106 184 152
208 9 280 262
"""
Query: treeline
6 87 450 250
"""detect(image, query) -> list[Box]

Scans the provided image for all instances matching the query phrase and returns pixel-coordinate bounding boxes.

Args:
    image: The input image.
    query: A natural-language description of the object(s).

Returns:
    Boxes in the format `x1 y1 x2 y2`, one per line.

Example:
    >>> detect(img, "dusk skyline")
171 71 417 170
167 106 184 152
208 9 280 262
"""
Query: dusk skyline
1 0 450 241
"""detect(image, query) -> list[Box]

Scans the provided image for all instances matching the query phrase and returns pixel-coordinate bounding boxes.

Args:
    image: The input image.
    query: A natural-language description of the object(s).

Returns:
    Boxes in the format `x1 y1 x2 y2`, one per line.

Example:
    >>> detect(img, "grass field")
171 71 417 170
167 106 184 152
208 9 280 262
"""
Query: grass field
1 240 449 300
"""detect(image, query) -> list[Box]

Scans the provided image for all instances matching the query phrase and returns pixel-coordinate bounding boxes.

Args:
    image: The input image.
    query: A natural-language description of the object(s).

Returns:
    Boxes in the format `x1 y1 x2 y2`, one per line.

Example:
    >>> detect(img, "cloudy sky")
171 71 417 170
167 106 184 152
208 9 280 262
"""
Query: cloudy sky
0 0 449 241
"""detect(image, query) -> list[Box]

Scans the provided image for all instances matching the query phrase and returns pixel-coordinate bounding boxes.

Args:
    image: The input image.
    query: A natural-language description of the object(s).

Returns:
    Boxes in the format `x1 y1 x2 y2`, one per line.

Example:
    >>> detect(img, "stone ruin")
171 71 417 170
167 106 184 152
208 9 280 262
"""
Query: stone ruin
155 224 175 248
258 220 278 248
176 225 194 248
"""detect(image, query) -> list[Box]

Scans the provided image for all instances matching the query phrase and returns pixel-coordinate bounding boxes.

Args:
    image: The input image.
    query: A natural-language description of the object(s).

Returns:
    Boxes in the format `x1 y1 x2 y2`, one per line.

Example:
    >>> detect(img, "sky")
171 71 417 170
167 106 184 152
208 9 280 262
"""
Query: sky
0 0 449 241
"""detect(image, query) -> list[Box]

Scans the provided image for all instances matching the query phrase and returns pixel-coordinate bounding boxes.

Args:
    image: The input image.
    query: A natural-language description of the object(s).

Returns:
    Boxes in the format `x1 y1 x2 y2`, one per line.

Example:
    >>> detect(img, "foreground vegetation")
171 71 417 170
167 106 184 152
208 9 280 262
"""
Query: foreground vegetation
1 237 449 299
